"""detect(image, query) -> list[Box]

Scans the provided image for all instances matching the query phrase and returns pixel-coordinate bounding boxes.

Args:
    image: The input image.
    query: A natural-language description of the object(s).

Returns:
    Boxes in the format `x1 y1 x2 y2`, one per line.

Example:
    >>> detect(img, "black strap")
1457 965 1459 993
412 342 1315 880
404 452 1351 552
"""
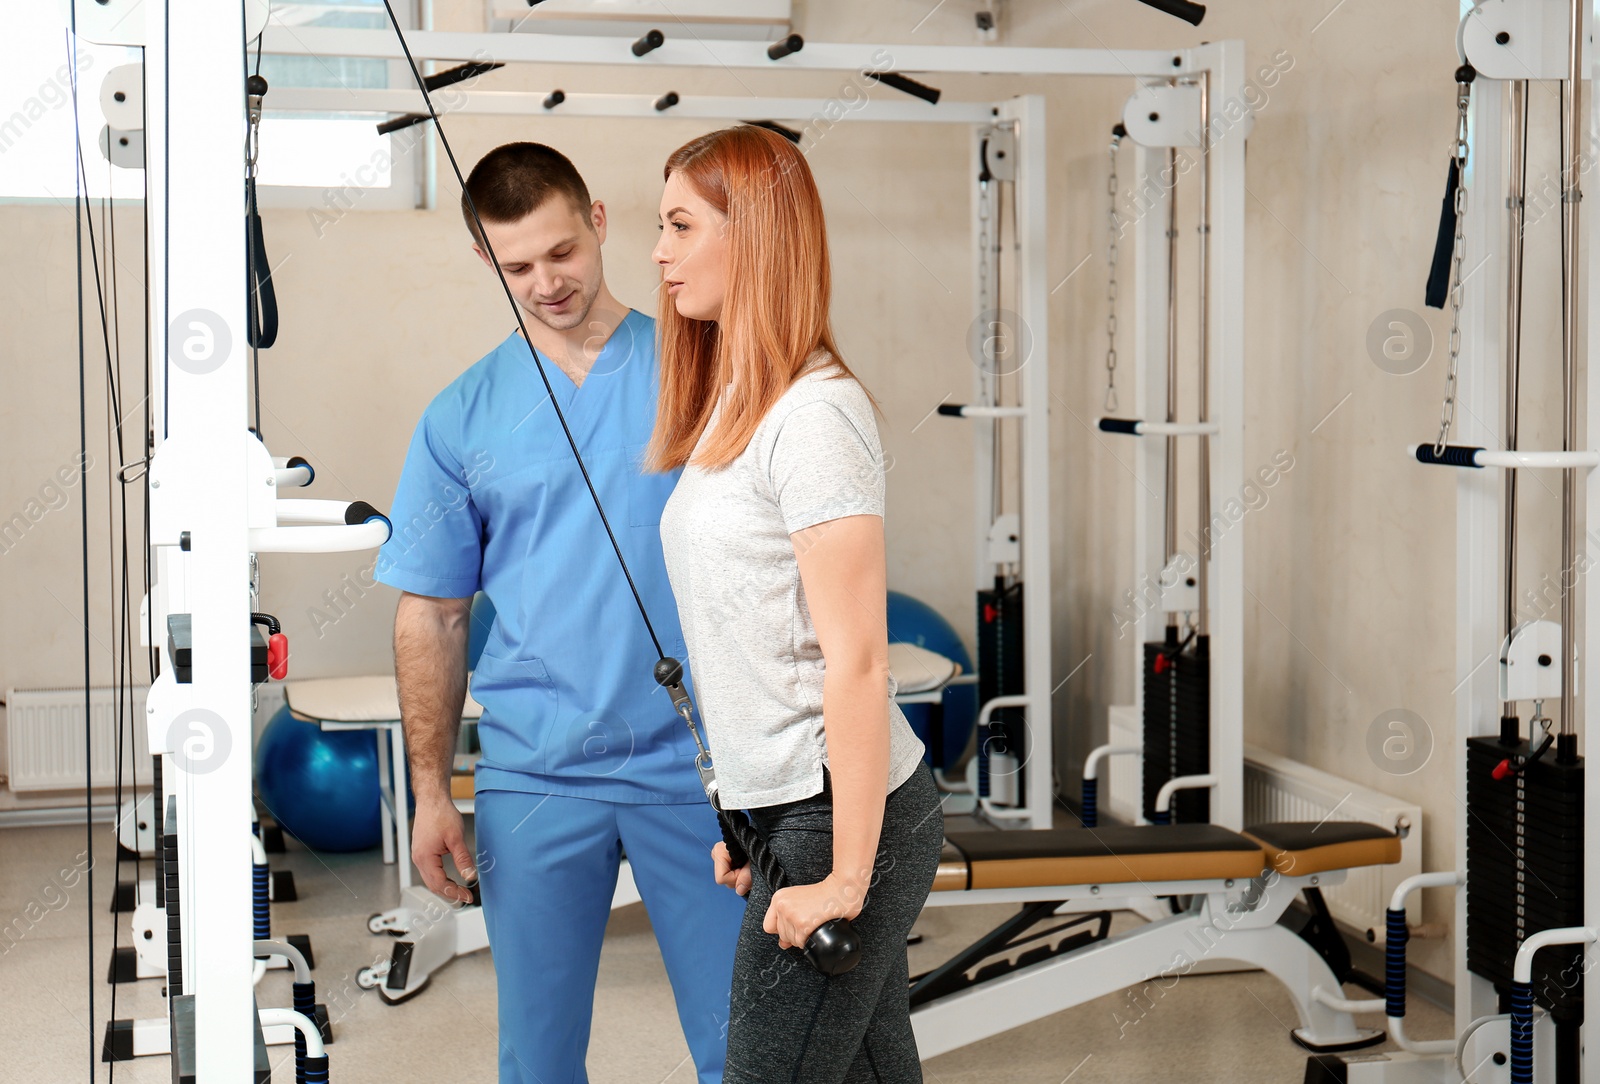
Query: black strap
1424 158 1458 310
246 176 278 348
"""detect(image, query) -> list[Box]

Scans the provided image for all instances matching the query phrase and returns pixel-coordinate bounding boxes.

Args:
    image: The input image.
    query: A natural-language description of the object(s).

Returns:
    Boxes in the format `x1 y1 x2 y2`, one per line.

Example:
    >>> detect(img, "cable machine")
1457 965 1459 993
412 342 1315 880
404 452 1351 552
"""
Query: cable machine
1318 1 1598 1080
67 0 1248 1070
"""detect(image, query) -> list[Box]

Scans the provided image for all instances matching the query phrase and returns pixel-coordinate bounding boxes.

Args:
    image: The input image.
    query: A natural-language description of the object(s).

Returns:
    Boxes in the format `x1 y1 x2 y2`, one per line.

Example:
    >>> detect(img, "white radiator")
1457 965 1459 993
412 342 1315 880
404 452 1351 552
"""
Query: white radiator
1243 744 1422 945
1100 706 1423 944
5 686 150 792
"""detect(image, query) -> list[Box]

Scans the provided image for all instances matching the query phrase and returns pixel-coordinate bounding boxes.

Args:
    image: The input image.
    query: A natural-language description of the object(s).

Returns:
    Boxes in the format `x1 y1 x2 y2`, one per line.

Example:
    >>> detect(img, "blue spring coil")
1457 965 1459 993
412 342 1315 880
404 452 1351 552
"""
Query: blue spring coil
1509 981 1534 1084
1081 777 1098 828
302 1054 330 1084
252 862 270 940
1150 808 1171 826
1384 908 1408 1017
293 981 316 1084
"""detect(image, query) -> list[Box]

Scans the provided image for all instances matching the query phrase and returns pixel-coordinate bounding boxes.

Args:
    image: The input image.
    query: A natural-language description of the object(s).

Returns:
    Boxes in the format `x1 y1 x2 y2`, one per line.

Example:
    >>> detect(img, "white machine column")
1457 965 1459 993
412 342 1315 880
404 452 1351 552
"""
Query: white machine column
1453 63 1508 1043
1000 93 1053 832
146 0 256 1075
1201 39 1246 831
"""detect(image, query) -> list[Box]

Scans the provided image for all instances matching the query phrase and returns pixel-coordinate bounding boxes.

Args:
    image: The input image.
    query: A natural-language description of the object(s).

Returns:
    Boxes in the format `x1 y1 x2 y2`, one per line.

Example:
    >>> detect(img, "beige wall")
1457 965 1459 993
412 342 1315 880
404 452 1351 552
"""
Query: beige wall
4 0 1558 981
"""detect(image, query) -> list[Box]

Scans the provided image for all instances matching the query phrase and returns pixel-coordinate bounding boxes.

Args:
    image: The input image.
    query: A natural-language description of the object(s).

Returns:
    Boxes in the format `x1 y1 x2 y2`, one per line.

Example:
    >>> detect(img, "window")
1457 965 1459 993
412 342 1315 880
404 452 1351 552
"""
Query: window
0 0 421 207
0 6 141 202
254 0 422 209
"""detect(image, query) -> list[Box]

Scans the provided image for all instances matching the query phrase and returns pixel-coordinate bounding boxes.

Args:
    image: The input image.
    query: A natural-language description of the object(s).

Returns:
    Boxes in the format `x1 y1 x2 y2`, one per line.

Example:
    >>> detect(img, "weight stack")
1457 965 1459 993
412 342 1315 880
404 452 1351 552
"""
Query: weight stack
164 794 184 997
1142 635 1210 824
977 582 1025 802
1465 737 1584 1020
153 755 165 910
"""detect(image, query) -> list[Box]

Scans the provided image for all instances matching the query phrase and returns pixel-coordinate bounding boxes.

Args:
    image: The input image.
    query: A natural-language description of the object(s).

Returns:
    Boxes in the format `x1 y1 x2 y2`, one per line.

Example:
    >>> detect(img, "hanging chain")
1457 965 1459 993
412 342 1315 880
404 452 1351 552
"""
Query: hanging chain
1104 125 1125 412
1436 65 1475 456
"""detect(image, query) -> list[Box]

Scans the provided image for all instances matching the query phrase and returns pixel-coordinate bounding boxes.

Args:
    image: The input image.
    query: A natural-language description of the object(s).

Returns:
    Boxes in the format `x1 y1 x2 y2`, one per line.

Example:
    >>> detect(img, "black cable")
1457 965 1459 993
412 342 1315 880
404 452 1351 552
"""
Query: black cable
102 154 128 1084
142 68 157 685
377 0 665 659
371 7 861 977
247 28 261 436
65 18 96 1081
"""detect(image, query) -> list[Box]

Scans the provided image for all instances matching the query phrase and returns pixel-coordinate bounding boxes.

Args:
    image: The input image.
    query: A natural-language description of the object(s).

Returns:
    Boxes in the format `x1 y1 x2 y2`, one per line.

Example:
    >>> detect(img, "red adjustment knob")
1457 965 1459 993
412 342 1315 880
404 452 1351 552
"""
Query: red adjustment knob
1491 759 1514 781
982 603 998 624
1153 653 1170 676
268 632 289 680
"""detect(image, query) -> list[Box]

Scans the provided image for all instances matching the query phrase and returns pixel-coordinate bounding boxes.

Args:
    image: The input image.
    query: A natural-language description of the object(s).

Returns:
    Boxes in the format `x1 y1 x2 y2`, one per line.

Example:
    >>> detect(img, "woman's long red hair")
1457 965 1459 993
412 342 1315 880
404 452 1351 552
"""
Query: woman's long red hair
648 125 867 472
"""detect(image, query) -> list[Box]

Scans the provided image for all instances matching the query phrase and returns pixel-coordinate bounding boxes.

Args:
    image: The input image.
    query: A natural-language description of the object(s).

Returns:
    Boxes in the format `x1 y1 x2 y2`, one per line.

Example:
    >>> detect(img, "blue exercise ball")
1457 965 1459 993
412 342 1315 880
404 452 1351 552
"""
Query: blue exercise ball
887 590 976 772
256 704 383 852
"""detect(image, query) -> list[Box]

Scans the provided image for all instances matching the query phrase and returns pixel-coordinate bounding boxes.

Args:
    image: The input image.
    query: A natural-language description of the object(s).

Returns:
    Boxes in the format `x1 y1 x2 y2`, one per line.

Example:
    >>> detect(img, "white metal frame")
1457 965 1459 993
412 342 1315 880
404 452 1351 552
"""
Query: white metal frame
84 3 1253 1066
1098 41 1249 831
1447 11 1599 1081
912 869 1380 1059
1336 2 1600 1081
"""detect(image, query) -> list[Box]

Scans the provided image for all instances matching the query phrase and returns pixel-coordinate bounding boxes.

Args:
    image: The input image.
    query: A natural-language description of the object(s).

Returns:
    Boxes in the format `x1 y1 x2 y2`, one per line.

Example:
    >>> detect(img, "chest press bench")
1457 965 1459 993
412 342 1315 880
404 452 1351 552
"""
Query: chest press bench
909 820 1403 1058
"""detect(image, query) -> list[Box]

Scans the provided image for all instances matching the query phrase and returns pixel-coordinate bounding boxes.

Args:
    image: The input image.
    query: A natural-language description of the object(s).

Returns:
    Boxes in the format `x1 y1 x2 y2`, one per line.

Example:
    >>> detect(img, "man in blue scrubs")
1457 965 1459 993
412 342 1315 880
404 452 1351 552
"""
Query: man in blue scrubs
375 142 744 1084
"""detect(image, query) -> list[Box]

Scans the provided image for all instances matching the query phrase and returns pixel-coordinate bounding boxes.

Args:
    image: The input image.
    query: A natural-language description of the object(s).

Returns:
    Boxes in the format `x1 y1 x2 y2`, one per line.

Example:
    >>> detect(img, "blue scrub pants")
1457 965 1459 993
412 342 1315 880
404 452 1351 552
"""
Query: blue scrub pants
476 789 746 1084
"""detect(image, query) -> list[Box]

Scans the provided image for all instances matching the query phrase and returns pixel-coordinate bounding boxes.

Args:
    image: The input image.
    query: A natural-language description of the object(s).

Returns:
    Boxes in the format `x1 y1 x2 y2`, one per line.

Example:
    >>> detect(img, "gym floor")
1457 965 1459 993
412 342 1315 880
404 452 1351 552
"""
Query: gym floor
4 818 1452 1083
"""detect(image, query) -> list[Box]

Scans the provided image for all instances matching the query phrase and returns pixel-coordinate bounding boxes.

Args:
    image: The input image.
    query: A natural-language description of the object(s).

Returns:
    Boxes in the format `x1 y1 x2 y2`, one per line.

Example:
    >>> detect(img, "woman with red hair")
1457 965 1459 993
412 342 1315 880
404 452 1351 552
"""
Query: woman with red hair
650 125 943 1081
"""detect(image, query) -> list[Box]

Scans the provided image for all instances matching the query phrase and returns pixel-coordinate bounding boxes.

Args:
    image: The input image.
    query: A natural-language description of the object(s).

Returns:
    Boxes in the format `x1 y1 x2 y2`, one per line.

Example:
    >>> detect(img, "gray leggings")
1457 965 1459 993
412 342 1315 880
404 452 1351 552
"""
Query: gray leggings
724 764 943 1084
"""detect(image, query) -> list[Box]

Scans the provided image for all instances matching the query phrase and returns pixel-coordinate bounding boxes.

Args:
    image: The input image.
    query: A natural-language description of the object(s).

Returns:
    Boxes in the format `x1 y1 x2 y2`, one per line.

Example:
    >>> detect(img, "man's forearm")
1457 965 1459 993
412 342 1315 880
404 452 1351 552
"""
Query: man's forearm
394 594 471 802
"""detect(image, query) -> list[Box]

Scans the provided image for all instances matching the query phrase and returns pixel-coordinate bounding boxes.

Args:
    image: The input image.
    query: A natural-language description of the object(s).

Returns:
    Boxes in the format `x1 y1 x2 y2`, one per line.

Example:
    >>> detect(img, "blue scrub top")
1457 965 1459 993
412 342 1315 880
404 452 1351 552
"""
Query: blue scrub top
375 310 703 803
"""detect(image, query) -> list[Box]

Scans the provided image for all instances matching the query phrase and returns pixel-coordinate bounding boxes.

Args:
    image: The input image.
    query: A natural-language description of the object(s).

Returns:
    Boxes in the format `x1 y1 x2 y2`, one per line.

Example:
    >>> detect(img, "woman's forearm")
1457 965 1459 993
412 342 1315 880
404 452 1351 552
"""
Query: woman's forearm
821 664 892 903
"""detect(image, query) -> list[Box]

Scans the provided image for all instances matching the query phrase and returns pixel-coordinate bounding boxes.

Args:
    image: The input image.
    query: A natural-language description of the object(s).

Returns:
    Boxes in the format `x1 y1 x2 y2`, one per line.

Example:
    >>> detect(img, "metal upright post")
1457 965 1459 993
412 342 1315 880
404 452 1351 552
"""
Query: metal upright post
1454 64 1507 1044
1130 132 1172 802
146 0 256 1075
1584 20 1600 1081
1195 41 1246 831
970 120 997 670
1002 94 1053 830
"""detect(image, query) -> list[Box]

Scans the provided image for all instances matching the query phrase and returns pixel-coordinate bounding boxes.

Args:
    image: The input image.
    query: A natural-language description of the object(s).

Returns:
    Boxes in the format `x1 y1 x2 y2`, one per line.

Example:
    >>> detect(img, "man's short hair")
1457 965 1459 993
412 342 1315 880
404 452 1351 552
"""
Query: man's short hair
461 142 592 247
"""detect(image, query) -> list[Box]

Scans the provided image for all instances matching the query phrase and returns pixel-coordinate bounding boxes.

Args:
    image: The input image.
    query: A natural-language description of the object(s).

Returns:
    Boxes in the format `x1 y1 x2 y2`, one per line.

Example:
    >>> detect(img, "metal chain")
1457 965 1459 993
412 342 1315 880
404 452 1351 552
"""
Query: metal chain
1436 68 1474 456
1105 126 1124 412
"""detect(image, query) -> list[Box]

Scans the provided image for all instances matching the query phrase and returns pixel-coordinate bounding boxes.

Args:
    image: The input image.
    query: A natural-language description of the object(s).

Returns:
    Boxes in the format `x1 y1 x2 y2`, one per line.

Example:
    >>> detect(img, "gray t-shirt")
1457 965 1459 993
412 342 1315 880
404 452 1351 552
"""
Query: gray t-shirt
659 364 926 809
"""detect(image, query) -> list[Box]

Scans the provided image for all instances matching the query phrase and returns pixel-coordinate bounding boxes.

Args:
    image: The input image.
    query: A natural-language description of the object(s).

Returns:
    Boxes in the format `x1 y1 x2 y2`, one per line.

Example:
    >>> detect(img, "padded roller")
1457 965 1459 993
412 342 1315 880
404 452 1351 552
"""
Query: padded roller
1414 444 1482 468
1243 822 1402 876
940 824 1266 890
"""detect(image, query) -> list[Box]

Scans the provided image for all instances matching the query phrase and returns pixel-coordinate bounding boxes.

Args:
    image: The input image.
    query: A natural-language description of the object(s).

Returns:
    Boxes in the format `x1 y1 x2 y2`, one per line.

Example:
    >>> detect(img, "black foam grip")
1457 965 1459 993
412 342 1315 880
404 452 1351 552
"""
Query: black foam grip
866 70 941 105
937 404 966 417
632 29 665 56
742 119 802 144
1135 0 1205 24
1413 444 1482 468
377 113 429 135
767 34 803 60
1098 418 1141 434
1425 158 1459 309
422 60 503 92
344 500 390 526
